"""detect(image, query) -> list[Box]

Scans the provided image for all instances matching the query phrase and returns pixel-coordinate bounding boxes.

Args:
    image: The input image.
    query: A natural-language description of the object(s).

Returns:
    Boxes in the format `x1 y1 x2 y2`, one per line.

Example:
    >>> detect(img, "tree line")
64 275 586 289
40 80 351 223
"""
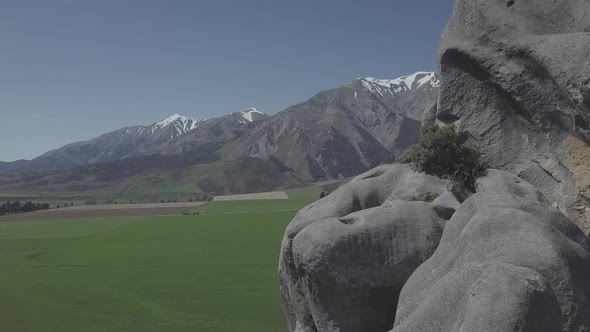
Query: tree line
0 201 50 216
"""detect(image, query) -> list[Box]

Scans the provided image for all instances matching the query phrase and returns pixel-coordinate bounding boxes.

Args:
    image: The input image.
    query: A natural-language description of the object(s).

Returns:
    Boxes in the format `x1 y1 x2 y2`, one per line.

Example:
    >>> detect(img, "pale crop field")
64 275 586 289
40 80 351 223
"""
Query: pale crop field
212 191 289 201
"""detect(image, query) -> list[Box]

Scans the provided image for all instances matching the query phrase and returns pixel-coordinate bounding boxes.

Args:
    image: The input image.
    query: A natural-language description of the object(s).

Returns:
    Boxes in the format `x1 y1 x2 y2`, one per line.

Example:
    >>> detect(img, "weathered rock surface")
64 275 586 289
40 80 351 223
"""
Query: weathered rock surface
437 0 590 234
280 167 590 331
279 164 458 332
280 0 590 330
390 170 590 332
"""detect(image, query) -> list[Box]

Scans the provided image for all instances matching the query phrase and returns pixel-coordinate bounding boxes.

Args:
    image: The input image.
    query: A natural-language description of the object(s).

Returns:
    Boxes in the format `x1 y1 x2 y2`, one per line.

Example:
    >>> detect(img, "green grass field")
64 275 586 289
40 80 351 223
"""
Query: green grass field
0 186 322 331
0 212 295 331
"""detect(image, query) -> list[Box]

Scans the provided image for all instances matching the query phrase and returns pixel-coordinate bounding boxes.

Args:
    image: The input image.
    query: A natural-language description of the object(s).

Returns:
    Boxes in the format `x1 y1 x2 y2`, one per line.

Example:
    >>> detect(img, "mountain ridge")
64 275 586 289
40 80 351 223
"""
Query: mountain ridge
0 71 440 195
222 71 440 180
0 108 269 172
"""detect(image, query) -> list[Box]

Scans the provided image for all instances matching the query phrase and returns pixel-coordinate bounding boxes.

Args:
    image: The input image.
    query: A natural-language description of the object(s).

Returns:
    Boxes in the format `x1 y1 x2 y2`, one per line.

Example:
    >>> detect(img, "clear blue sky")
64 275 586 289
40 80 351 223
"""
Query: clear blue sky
0 0 454 162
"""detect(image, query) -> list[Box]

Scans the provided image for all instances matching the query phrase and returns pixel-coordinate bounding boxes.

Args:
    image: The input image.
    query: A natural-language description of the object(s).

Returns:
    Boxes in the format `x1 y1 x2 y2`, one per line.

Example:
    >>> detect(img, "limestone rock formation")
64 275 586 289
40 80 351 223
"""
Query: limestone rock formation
279 0 590 330
390 170 590 331
279 166 590 331
437 0 590 234
279 164 459 332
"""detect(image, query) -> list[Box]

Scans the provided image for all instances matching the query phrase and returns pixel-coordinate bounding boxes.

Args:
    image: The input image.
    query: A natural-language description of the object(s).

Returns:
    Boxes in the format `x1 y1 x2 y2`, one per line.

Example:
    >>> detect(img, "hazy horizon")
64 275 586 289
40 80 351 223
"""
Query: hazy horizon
0 0 454 161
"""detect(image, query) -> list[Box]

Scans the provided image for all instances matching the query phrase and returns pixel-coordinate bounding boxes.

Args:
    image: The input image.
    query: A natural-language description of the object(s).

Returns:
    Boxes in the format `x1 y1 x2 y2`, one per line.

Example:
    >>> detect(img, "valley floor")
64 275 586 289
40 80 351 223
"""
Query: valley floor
0 202 206 222
0 187 321 331
0 212 290 331
0 190 297 222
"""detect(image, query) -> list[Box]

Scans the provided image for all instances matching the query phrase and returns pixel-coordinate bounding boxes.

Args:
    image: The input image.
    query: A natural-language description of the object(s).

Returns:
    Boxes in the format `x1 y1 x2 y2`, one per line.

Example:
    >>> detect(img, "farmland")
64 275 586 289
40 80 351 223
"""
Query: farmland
193 188 321 215
0 202 207 222
0 188 322 331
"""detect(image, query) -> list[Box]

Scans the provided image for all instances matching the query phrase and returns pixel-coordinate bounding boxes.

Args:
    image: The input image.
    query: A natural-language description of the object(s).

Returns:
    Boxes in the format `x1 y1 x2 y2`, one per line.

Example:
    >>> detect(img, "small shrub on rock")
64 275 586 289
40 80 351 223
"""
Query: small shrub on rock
410 189 439 203
399 122 486 191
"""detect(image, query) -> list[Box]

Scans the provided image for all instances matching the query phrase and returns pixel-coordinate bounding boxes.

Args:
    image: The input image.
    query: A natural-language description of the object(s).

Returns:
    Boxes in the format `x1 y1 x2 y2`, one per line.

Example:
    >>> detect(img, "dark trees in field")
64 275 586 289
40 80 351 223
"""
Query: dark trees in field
0 201 50 216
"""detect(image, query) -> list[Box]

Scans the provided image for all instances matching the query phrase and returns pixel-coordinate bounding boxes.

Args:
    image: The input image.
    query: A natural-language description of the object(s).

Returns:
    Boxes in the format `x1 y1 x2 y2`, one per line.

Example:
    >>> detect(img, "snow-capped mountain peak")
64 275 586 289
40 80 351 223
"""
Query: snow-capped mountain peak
361 72 439 96
155 114 190 128
150 113 203 135
240 108 266 122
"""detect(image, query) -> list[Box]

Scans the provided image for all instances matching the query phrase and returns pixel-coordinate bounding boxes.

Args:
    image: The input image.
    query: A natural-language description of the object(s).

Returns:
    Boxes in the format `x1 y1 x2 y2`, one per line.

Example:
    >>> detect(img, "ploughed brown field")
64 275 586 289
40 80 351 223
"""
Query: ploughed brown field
0 202 206 222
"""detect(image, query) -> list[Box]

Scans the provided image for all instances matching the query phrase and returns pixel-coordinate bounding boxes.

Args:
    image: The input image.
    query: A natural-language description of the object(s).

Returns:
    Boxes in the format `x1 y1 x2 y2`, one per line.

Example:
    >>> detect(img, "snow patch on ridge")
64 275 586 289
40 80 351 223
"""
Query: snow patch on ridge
240 108 265 122
361 72 439 96
155 114 188 128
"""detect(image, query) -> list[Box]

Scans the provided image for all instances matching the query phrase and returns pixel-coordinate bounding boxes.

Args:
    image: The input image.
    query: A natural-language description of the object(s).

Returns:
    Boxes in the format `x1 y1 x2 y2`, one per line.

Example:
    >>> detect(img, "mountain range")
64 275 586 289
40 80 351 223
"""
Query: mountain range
0 72 440 196
0 108 269 172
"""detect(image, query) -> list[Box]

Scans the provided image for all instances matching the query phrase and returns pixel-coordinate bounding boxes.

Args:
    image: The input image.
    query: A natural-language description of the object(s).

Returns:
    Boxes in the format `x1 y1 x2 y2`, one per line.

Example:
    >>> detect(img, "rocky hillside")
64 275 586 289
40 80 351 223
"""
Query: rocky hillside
222 72 439 180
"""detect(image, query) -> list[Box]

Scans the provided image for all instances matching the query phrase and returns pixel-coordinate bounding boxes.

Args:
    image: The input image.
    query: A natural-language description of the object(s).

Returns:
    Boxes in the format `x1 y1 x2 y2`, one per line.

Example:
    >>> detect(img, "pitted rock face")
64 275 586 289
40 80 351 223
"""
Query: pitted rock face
279 164 458 332
279 167 590 332
390 170 590 332
444 0 590 39
438 0 590 233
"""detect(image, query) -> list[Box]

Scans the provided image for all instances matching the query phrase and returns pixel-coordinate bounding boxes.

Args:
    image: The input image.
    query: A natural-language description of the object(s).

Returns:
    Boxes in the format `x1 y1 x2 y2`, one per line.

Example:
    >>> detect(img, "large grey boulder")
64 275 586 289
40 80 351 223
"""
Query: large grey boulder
279 164 459 332
437 0 590 234
390 171 590 332
280 166 590 331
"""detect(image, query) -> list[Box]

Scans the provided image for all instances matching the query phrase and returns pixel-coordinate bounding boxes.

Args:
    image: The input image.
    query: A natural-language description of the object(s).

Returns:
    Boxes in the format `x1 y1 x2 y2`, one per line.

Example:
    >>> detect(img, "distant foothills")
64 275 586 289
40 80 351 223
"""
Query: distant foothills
0 72 439 201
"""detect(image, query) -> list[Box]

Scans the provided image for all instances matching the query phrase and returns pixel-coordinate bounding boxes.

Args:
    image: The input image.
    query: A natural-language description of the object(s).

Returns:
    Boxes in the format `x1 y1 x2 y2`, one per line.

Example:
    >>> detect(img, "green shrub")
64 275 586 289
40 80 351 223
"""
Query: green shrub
399 122 486 191
410 189 439 203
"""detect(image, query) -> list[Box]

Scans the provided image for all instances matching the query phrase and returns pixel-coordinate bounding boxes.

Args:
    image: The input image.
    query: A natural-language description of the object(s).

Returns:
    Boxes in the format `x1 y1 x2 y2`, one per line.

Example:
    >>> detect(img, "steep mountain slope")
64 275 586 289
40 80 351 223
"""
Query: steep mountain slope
0 108 269 172
166 108 268 156
222 72 439 180
197 157 304 195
